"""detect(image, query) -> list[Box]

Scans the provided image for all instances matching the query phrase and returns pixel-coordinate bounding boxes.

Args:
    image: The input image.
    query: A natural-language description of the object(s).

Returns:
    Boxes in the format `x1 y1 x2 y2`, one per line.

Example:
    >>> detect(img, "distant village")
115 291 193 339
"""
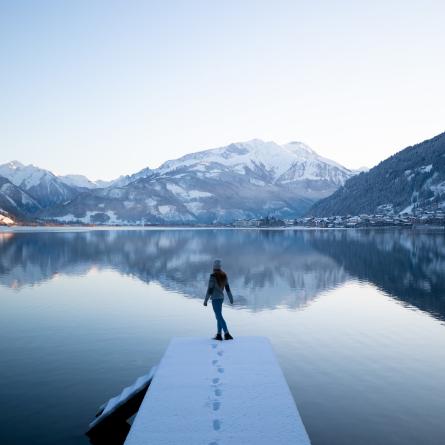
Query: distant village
2 209 445 229
232 210 445 229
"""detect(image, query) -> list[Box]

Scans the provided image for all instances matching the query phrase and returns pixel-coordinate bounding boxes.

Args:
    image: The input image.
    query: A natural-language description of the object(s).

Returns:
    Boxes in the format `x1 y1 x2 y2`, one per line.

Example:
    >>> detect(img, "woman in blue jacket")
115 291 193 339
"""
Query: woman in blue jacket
204 259 234 341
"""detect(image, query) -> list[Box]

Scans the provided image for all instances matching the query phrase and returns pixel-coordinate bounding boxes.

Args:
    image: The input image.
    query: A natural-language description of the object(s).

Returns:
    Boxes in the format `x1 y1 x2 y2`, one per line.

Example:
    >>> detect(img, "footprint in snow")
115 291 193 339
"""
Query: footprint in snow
213 419 221 431
214 388 222 397
217 350 223 356
212 359 218 365
212 377 220 384
217 367 224 374
213 400 221 411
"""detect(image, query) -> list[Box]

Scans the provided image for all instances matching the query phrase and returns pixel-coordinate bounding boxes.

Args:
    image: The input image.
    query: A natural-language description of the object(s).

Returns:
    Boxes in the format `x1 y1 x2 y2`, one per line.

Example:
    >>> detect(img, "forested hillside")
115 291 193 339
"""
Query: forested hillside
308 132 445 216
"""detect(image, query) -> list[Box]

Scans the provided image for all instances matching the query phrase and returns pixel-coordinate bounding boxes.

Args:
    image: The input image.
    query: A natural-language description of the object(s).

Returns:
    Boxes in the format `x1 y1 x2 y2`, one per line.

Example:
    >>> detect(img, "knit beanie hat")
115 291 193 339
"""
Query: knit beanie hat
213 259 222 270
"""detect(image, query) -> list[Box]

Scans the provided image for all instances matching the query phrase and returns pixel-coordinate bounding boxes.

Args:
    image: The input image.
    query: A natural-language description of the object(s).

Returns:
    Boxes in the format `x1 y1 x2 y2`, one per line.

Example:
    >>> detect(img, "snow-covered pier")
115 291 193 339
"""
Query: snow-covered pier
124 336 311 445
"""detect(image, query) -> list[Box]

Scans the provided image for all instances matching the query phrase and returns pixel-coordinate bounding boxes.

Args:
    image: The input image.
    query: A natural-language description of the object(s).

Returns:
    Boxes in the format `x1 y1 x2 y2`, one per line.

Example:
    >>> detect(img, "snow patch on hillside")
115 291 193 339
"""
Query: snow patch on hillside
419 164 433 173
158 205 173 215
50 211 124 224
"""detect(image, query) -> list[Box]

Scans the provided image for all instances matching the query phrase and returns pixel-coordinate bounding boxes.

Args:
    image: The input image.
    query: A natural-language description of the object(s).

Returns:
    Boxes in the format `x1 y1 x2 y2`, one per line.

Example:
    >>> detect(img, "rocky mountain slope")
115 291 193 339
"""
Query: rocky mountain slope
0 161 79 208
0 176 41 218
41 139 354 224
308 132 445 217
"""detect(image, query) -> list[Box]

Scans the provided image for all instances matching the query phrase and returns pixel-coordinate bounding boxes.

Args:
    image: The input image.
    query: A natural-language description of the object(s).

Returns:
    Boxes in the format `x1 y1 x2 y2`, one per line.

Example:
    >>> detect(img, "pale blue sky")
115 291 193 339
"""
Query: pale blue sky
1 0 444 180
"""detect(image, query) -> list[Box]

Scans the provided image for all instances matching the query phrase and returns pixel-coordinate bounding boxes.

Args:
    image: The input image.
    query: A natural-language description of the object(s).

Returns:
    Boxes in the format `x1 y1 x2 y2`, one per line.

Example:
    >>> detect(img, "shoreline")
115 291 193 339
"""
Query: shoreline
1 224 444 233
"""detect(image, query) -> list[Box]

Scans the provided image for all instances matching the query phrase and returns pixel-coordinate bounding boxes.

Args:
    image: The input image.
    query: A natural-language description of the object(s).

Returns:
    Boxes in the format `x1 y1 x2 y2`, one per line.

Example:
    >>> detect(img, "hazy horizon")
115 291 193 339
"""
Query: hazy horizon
2 1 444 180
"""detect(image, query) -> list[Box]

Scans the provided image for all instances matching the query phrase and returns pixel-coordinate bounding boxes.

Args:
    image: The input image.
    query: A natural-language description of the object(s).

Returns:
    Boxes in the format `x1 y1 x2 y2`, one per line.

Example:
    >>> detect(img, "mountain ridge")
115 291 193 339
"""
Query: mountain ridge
307 131 445 217
0 139 354 224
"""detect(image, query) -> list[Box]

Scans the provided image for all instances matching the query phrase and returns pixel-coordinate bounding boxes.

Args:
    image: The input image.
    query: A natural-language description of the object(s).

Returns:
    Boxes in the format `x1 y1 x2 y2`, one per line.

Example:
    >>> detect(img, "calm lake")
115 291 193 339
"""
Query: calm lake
0 227 444 445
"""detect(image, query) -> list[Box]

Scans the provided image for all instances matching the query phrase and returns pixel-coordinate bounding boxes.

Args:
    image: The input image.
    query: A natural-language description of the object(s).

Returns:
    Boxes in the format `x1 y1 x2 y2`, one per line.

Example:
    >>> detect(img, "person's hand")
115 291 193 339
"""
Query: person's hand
203 301 207 306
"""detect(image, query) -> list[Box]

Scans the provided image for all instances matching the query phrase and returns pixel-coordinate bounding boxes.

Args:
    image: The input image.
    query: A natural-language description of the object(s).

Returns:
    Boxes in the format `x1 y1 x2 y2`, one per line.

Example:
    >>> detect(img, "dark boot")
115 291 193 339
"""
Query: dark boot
213 333 223 341
224 332 233 340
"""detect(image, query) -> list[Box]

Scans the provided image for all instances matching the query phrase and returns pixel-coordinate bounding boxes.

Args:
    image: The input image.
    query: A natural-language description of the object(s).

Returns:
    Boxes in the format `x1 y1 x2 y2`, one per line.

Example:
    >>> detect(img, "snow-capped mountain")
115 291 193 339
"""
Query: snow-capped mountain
0 161 78 208
157 139 351 187
42 139 354 224
104 167 153 188
58 167 154 190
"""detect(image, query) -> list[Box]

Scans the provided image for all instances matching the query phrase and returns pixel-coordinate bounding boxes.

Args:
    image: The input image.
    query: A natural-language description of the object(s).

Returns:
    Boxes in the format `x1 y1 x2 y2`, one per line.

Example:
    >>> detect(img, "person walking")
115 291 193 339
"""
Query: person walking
204 259 234 341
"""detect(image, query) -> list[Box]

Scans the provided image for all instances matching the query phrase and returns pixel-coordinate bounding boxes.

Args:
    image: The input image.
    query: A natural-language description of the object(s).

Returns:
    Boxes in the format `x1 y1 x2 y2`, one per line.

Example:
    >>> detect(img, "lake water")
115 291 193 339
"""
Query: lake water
0 227 444 445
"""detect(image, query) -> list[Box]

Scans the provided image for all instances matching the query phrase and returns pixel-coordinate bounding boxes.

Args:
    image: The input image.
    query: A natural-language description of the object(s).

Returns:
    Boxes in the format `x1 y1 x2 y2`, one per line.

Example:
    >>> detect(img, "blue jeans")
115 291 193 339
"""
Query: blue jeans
212 299 228 334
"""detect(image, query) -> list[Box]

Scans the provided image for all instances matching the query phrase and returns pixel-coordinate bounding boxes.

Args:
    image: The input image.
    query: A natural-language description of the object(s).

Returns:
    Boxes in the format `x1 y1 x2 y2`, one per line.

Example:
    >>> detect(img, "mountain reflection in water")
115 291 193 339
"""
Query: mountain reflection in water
1 228 444 320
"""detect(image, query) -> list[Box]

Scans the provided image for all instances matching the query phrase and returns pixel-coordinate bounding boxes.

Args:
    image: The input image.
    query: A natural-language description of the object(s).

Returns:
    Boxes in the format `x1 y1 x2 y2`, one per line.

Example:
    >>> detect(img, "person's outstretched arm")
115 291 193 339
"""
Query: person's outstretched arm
225 282 234 304
204 275 215 306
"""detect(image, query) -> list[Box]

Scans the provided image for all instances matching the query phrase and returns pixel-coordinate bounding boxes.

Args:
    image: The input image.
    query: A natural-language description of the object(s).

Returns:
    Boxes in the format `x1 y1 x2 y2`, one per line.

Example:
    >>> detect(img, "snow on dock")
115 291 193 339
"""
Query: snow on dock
124 336 311 445
87 366 157 434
